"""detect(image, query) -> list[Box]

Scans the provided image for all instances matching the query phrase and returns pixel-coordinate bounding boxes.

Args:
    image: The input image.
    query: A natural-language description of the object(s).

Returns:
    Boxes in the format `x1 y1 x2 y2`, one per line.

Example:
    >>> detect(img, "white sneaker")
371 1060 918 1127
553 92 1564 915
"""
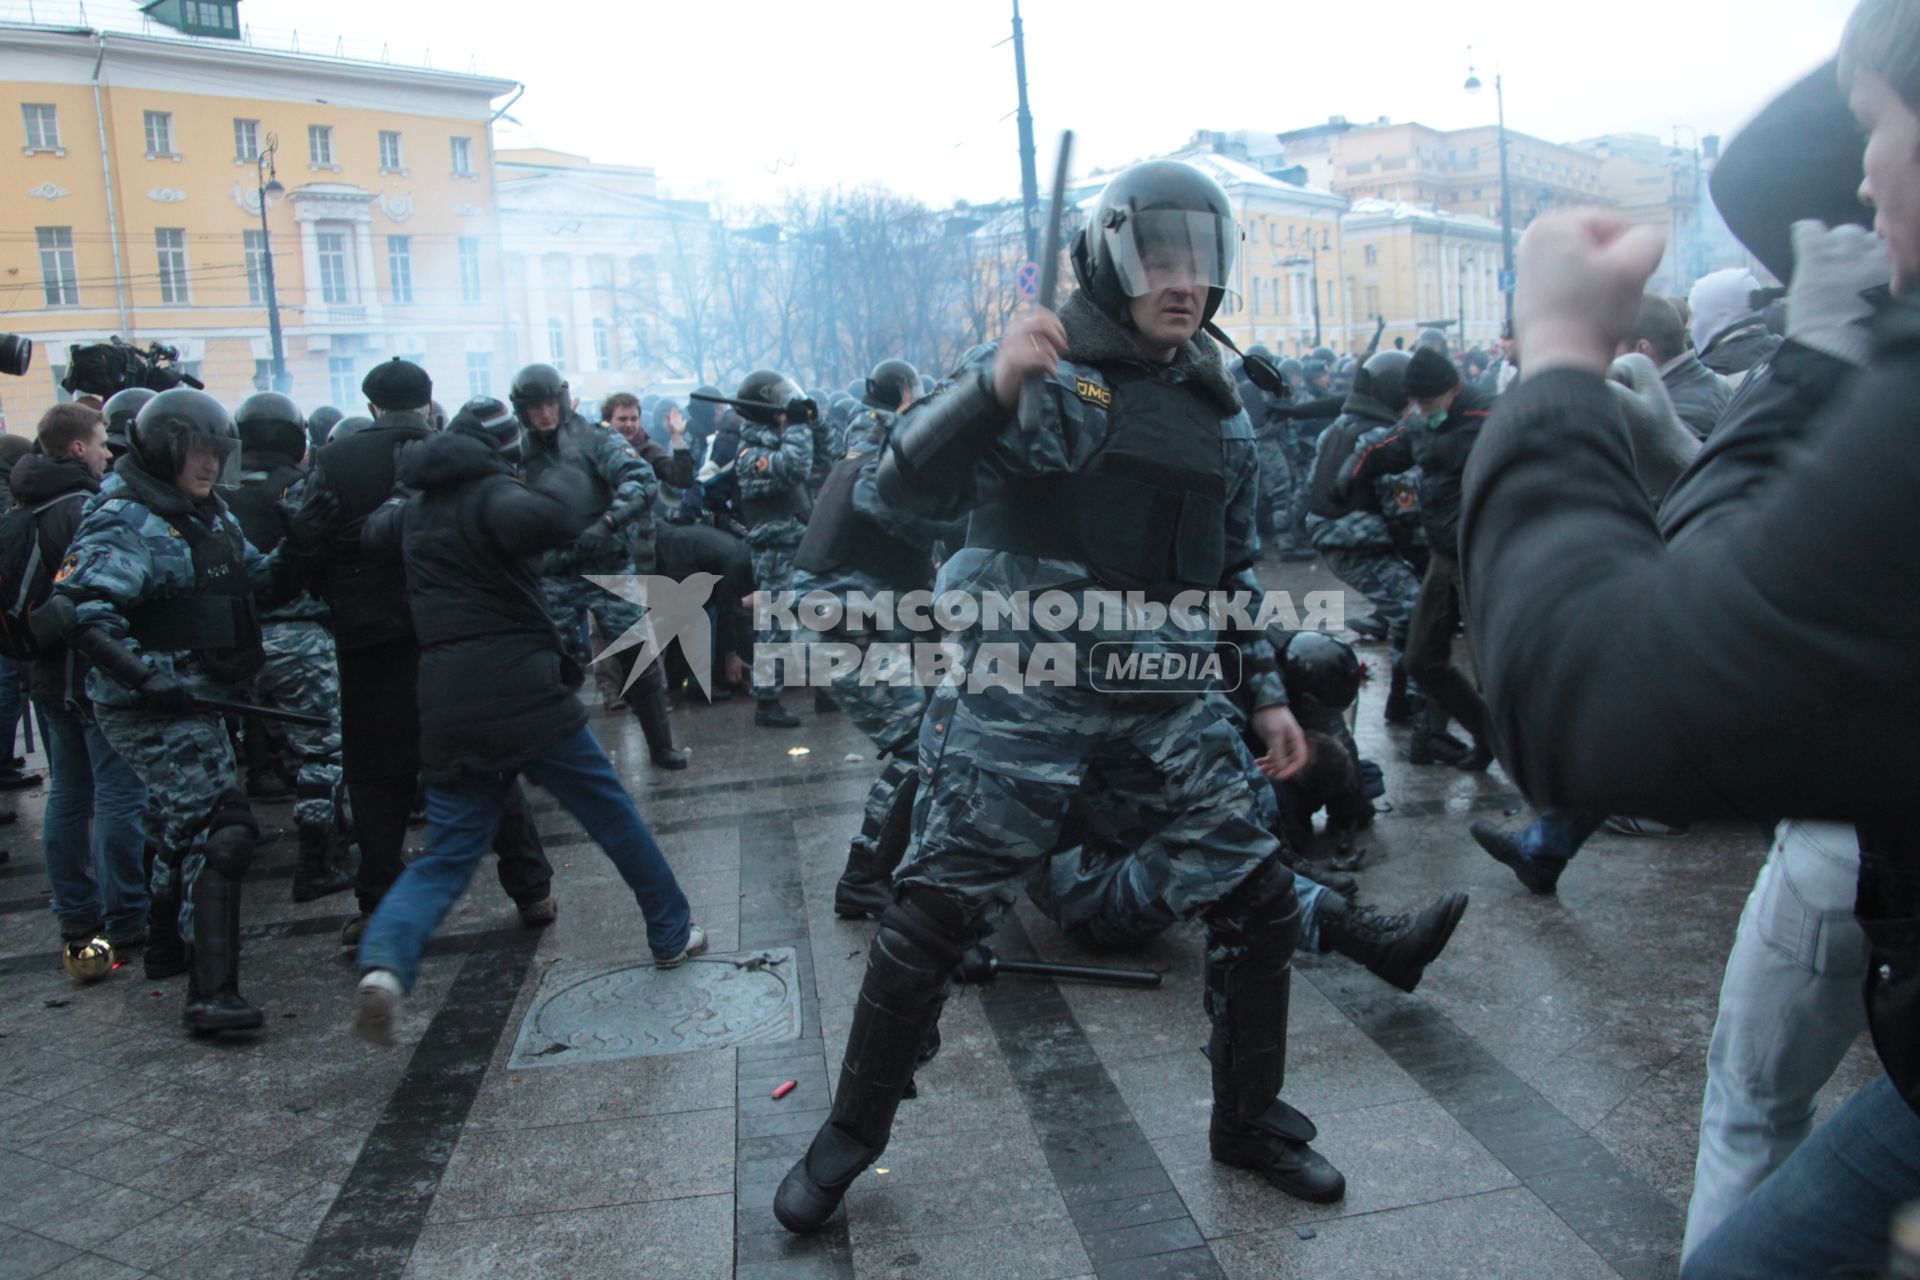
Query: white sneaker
655 925 709 970
355 969 404 1046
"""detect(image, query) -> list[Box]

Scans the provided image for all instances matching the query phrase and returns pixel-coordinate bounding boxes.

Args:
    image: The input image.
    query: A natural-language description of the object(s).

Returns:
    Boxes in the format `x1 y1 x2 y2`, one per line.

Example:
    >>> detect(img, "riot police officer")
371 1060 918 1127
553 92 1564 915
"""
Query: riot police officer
47 389 294 1033
725 371 821 728
512 363 686 768
775 159 1343 1235
227 392 353 902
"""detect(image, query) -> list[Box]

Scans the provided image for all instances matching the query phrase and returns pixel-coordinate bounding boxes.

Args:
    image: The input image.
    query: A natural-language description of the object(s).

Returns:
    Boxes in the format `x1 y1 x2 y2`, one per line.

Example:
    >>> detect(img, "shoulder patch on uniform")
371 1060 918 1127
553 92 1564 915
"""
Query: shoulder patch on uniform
752 456 771 473
1073 378 1112 409
53 553 78 583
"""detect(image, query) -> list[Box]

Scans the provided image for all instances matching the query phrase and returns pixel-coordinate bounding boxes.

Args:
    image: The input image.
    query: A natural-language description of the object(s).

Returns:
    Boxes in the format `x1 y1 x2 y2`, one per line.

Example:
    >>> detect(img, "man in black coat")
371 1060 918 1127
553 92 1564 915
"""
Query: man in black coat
1458 21 1920 1274
291 359 555 945
351 399 706 1045
1626 294 1731 437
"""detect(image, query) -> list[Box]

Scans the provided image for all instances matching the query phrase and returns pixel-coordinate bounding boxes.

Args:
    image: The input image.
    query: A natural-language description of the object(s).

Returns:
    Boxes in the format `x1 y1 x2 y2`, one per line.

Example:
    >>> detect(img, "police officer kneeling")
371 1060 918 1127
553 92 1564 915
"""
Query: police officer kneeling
775 160 1344 1235
43 389 305 1034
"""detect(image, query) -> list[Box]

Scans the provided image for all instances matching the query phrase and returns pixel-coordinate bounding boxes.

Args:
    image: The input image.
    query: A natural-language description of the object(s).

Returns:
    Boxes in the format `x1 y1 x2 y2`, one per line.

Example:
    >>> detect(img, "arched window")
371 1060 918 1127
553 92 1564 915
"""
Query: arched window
592 317 611 371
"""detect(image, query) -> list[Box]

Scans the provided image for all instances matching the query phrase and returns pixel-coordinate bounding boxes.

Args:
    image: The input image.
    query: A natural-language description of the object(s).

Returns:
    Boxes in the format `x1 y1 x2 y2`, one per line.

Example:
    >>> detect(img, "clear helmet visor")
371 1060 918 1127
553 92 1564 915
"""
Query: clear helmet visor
1103 208 1240 313
179 431 241 487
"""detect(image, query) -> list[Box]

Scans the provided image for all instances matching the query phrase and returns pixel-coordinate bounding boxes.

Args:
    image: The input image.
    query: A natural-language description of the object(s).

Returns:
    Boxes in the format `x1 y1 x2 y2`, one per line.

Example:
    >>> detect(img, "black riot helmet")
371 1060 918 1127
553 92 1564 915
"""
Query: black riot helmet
102 387 157 456
1356 350 1413 414
235 392 309 463
686 385 723 433
1277 630 1361 712
1278 357 1305 389
1415 327 1450 355
1303 358 1330 387
450 396 526 466
1311 346 1336 366
131 388 241 485
508 362 570 419
866 359 919 410
845 378 865 398
734 369 808 426
328 415 375 444
1071 159 1239 324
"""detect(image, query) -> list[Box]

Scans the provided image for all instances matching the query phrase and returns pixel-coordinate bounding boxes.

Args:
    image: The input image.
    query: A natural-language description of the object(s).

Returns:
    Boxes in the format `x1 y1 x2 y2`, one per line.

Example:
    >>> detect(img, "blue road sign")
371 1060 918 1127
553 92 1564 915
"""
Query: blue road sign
1498 269 1517 294
1016 261 1040 298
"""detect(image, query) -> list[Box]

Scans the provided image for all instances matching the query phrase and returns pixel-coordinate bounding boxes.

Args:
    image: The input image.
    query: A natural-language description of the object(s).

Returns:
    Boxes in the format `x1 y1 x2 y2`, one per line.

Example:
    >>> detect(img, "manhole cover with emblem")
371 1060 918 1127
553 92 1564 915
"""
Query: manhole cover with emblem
507 948 800 1068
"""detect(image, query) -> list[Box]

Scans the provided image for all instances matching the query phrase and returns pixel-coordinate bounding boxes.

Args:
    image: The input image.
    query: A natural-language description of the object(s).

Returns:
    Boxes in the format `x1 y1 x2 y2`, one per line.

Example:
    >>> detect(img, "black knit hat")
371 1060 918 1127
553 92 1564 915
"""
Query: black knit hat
1404 348 1461 399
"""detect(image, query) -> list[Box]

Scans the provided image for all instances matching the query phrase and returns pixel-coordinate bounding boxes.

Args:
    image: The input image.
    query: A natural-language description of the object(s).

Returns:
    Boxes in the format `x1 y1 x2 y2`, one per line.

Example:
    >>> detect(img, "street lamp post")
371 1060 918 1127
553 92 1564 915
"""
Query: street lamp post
1465 50 1515 331
255 133 288 392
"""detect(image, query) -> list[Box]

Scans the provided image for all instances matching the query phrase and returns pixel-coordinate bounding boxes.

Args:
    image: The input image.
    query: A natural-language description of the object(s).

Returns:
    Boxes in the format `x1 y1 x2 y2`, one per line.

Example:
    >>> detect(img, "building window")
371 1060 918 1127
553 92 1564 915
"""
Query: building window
155 228 190 303
1366 285 1381 318
592 318 611 370
1363 244 1378 266
1472 188 1482 201
450 136 473 177
546 319 566 371
379 130 404 172
458 237 483 302
253 358 273 392
22 104 60 152
144 111 175 157
308 124 334 168
466 352 493 400
387 235 413 303
317 230 351 304
234 118 259 162
1322 229 1331 250
329 356 357 408
244 228 268 303
37 227 78 306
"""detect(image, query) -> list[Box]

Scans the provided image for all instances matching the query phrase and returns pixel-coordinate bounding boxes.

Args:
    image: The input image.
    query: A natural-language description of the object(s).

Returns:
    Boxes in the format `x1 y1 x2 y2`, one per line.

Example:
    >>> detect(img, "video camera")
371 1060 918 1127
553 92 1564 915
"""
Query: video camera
0 332 29 378
58 337 203 399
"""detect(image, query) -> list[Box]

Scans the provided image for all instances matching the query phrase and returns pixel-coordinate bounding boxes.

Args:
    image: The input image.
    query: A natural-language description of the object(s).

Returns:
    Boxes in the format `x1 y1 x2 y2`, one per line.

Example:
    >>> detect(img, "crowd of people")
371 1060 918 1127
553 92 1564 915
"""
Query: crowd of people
4 0 1919 1272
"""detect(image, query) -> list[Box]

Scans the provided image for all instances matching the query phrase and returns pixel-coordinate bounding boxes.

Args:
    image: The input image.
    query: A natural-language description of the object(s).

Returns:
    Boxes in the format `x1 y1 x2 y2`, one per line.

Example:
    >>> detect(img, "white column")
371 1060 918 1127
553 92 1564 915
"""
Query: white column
570 254 595 376
352 220 382 323
525 254 549 369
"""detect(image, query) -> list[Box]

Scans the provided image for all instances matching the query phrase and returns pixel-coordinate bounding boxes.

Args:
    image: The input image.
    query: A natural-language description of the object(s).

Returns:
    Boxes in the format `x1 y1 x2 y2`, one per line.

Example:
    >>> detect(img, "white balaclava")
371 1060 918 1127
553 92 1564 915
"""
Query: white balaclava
1688 268 1762 353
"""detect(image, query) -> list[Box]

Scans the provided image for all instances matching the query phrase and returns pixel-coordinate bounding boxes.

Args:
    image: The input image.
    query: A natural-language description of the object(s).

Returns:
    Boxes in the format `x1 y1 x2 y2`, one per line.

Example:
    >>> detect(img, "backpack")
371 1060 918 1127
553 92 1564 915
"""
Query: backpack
0 492 89 660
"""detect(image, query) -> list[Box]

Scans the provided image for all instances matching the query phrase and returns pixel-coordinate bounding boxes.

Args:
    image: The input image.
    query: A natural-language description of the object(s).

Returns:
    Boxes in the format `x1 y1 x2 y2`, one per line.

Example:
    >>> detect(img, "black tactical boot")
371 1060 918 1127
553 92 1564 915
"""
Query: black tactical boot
1383 659 1422 726
833 837 895 920
1455 737 1496 773
291 823 353 902
755 700 800 729
631 685 689 769
1318 892 1469 994
814 689 841 714
144 892 188 980
183 875 264 1034
775 897 960 1234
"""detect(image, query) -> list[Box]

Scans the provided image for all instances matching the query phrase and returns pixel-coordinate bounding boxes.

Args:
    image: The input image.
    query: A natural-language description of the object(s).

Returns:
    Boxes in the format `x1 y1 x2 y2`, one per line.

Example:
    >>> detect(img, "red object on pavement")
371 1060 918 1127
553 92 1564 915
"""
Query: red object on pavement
772 1080 798 1100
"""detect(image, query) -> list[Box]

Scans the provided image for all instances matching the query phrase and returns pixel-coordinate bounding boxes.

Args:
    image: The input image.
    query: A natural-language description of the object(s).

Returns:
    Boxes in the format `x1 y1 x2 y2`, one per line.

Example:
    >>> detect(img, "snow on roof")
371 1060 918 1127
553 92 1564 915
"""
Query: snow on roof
1343 197 1501 230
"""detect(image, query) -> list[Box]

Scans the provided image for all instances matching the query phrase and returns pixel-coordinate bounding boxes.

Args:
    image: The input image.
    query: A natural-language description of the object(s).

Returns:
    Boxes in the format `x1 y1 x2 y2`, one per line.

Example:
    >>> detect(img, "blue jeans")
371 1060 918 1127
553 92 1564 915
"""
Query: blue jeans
1681 1073 1920 1279
37 698 149 940
1519 810 1601 864
358 724 693 990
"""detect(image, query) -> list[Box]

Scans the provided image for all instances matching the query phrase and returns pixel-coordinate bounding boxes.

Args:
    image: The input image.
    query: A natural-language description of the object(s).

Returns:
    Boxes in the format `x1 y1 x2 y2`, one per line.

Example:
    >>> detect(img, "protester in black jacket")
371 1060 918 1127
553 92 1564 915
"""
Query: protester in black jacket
349 399 705 1046
1460 19 1920 1273
291 361 555 945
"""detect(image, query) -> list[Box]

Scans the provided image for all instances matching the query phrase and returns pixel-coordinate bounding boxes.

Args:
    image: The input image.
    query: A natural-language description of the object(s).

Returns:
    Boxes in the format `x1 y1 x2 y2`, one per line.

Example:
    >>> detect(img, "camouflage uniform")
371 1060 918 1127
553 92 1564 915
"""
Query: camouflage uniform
735 416 814 704
245 475 342 830
1306 423 1422 648
524 412 659 689
57 470 273 943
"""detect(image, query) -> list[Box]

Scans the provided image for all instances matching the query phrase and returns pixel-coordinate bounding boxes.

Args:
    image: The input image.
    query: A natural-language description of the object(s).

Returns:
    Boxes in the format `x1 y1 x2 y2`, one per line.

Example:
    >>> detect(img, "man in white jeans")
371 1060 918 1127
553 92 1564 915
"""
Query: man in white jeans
1682 819 1867 1259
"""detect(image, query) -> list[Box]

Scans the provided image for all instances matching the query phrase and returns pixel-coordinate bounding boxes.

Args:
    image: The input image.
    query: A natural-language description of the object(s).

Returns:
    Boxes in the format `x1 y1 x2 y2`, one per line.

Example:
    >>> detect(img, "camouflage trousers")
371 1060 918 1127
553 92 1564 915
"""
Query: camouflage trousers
900 647 1281 926
545 573 665 702
250 620 342 827
1254 437 1295 541
1025 719 1334 951
95 705 240 944
1322 547 1420 649
747 536 801 703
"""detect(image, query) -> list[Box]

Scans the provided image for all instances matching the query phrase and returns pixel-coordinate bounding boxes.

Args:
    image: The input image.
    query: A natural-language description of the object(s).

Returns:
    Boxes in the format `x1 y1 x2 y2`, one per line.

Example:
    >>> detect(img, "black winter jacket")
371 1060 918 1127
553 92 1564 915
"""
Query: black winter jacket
9 453 101 705
1460 302 1920 1116
298 410 434 651
1345 382 1493 553
1659 353 1731 439
363 432 597 785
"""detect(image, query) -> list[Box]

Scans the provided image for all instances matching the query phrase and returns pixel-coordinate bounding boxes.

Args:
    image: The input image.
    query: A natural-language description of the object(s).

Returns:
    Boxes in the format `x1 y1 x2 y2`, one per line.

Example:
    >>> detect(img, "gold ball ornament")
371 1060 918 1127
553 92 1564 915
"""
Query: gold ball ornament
61 936 116 984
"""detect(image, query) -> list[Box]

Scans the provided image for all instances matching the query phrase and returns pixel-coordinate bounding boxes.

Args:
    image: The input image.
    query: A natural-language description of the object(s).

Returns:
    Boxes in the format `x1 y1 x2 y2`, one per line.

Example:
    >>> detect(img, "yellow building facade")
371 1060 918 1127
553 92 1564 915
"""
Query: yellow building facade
0 21 517 429
1338 199 1507 353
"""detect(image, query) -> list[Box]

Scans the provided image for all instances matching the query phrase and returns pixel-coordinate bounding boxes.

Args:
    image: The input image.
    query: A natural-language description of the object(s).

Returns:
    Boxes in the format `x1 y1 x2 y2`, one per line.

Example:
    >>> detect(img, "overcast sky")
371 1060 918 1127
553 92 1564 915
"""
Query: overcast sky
209 0 1856 209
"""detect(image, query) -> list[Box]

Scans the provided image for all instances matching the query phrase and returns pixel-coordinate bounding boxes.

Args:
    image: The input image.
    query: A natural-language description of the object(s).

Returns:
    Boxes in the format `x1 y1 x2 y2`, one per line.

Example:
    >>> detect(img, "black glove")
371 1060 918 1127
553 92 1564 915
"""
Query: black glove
784 397 819 427
66 624 157 694
285 485 341 555
136 669 197 714
574 518 621 563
